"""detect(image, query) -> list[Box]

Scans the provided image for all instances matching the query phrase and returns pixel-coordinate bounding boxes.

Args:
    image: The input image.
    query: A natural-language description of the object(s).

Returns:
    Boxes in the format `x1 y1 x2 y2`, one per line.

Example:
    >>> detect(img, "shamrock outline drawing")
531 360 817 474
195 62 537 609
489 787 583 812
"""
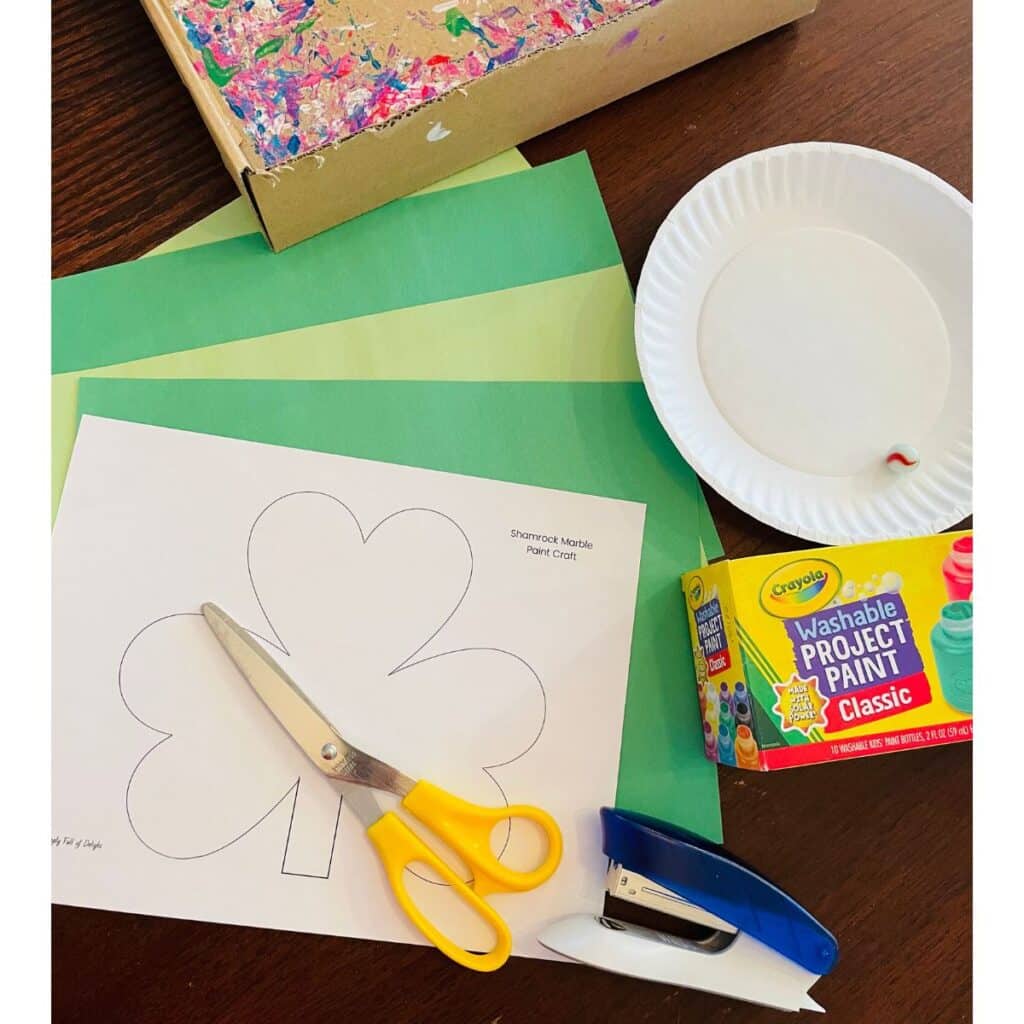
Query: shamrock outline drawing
118 490 547 881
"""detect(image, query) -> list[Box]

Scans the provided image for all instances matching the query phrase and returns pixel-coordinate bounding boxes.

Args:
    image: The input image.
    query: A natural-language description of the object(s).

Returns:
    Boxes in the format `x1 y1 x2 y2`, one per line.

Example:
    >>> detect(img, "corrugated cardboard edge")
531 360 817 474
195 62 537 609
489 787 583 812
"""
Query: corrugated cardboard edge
139 0 269 235
146 0 818 249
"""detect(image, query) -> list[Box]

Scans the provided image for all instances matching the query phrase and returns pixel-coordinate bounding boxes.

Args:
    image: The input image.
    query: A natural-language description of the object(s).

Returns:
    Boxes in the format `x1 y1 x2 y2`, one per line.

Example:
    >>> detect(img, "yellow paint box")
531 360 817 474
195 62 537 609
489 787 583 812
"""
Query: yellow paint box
683 532 973 770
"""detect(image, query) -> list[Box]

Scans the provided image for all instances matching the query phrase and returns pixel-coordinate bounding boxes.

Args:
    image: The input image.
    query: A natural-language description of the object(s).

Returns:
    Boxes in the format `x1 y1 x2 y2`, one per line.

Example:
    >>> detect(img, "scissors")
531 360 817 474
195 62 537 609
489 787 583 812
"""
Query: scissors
201 602 563 972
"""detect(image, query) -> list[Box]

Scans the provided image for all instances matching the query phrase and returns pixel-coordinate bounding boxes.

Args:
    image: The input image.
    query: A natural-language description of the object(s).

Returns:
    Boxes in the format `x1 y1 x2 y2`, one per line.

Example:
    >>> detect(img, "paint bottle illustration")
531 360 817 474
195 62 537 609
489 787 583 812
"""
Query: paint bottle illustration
704 694 720 730
942 536 973 601
735 700 753 729
930 601 973 713
719 681 734 714
734 682 749 711
719 700 735 736
703 720 718 761
734 725 759 770
718 723 736 766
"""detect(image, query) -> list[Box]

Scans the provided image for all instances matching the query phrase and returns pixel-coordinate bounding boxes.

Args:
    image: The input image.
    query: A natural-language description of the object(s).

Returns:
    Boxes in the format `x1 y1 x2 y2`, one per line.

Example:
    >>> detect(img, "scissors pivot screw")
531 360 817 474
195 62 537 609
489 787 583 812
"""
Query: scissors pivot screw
321 743 339 761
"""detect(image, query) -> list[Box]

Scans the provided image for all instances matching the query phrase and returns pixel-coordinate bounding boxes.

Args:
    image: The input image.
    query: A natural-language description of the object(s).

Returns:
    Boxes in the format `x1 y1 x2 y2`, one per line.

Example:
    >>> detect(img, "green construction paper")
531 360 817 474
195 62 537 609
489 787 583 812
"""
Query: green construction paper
53 154 619 374
77 377 723 841
52 266 637 513
145 150 531 256
53 149 544 515
52 155 638 515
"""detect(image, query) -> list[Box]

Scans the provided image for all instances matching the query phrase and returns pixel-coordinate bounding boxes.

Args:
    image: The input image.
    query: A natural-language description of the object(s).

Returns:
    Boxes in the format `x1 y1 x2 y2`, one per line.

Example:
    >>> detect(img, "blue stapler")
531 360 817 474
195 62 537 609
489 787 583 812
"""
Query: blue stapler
538 808 838 1012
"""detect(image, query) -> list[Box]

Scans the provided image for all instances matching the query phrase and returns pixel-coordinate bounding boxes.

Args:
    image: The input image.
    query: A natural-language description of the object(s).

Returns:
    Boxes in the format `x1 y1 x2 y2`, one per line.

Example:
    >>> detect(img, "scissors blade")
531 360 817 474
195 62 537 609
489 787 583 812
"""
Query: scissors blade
200 602 414 796
339 782 389 830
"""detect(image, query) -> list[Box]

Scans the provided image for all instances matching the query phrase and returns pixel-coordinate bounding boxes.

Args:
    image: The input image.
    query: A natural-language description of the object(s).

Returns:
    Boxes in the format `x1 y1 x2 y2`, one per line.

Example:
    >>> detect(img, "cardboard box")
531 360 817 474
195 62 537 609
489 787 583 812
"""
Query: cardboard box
683 533 973 771
142 0 817 250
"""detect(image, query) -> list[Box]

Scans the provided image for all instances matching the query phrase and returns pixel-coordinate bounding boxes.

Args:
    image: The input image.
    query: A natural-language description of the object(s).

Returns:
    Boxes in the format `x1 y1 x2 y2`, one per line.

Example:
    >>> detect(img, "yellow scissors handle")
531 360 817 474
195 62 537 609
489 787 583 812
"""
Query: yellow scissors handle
366 811 513 972
402 780 563 898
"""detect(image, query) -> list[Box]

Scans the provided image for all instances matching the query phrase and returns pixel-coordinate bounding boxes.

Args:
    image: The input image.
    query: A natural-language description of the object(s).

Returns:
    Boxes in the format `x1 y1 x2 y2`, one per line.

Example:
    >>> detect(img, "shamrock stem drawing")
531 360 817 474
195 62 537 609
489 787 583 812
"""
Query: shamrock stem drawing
119 491 547 881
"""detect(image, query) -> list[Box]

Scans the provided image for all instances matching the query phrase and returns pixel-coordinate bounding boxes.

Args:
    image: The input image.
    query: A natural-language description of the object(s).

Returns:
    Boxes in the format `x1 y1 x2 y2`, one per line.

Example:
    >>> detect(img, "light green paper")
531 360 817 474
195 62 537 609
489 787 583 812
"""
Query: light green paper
145 149 530 256
52 266 637 511
77 378 724 841
144 199 261 258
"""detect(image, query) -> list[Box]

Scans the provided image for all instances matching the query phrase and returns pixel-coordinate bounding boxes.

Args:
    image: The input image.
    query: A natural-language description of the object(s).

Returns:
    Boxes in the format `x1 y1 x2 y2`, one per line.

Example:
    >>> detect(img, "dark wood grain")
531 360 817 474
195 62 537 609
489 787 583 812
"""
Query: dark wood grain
52 0 972 1021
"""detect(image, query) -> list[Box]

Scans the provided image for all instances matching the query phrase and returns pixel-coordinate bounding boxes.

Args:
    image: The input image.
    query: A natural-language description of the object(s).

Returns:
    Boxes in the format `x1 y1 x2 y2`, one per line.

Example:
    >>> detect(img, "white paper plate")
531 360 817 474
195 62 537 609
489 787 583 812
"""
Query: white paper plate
636 143 972 545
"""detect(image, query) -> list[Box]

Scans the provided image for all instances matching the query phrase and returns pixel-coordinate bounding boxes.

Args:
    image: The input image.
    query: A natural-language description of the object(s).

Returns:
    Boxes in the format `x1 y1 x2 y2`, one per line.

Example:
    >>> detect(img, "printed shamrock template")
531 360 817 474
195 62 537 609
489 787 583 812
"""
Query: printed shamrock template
118 491 547 878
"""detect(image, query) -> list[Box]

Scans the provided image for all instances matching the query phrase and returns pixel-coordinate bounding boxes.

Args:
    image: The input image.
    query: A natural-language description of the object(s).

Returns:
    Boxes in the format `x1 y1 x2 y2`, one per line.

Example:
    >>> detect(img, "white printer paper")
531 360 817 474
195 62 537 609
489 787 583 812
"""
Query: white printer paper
52 416 646 959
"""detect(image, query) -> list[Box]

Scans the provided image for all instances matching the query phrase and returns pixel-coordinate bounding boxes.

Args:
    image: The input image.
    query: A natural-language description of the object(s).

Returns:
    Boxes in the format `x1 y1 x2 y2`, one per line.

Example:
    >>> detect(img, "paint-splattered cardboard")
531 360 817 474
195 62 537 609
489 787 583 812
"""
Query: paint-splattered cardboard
142 1 818 249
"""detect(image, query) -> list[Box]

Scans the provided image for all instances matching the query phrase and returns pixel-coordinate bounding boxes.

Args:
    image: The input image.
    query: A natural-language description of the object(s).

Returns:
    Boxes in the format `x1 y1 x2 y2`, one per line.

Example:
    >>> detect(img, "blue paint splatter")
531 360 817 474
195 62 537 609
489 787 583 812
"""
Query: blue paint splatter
488 38 526 70
360 48 382 70
182 17 211 50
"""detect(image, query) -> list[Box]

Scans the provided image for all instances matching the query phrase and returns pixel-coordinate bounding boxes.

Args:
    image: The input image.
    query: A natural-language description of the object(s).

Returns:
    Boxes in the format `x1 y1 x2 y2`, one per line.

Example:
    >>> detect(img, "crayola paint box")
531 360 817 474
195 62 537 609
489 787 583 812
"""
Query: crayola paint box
683 532 973 770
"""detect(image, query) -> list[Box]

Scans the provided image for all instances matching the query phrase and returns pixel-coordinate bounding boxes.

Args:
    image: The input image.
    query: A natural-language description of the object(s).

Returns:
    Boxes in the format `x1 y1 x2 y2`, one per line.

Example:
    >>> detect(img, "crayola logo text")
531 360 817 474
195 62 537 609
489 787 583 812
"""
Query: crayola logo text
759 559 842 618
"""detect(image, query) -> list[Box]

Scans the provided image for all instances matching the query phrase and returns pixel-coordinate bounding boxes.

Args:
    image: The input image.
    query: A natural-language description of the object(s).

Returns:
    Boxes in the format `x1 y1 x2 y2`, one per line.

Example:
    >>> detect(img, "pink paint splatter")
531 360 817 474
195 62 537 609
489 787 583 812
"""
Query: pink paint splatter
172 0 657 168
547 11 573 35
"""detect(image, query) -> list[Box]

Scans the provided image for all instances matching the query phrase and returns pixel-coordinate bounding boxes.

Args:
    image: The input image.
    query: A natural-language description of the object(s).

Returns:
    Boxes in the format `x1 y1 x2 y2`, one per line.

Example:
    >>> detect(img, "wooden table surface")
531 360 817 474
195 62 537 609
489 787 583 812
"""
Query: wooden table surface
52 0 972 1020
